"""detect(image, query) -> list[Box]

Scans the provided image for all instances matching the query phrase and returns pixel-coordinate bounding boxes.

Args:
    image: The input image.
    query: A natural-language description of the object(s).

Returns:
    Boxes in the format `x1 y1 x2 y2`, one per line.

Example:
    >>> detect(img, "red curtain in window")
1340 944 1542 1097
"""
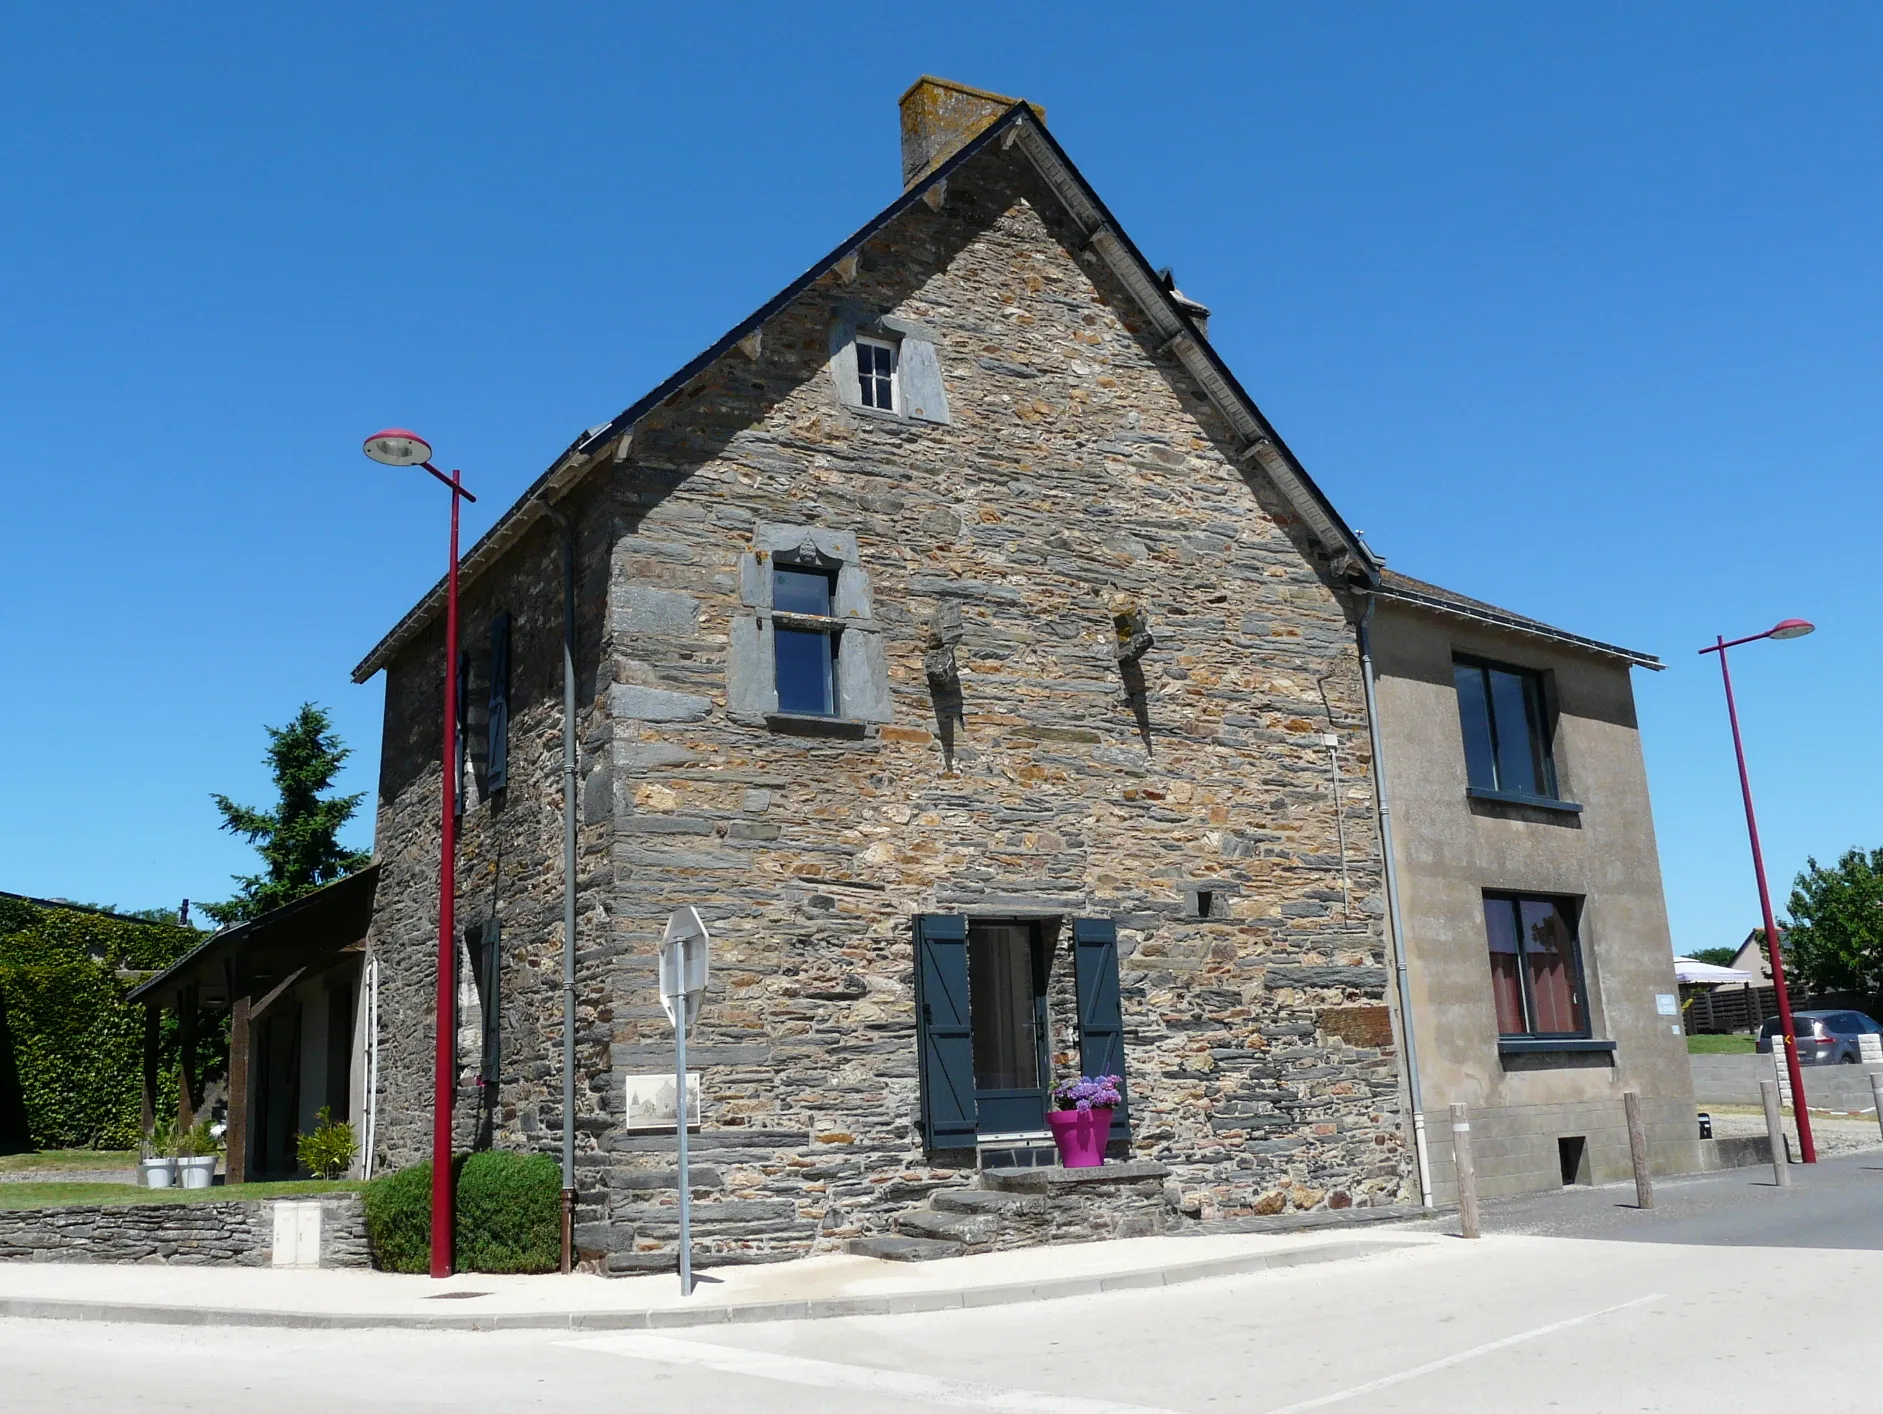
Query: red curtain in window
1483 898 1526 1035
1521 899 1584 1034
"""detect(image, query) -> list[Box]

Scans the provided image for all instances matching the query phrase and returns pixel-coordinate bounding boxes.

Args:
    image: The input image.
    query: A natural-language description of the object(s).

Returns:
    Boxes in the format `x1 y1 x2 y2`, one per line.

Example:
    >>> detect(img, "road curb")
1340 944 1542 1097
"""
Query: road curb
0 1236 1423 1332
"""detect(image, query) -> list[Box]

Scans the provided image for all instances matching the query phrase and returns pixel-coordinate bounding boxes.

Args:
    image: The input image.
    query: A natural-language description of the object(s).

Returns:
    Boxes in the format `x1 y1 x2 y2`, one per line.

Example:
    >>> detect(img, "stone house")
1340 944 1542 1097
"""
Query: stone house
1366 573 1698 1200
347 78 1688 1266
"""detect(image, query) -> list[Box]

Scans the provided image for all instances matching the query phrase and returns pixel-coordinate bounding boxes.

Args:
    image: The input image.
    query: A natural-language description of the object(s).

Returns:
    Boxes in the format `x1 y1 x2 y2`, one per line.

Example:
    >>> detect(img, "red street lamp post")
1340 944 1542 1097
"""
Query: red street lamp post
363 428 478 1274
1699 618 1816 1165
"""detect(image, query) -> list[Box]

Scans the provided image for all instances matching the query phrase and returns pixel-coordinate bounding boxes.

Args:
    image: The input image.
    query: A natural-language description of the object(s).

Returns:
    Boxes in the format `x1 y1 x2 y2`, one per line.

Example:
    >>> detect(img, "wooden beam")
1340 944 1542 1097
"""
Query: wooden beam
225 993 251 1186
249 966 307 1024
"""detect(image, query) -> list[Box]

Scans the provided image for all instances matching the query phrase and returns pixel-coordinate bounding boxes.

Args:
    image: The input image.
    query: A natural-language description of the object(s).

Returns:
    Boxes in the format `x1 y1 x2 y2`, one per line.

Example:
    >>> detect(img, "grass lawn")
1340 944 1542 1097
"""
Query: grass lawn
0 1149 138 1175
0 1179 365 1211
1687 1034 1756 1054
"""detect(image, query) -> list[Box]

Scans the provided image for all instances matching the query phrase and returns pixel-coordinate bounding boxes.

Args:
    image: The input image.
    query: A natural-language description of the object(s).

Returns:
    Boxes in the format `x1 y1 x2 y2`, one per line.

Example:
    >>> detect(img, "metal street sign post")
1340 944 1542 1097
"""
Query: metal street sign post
659 906 710 1296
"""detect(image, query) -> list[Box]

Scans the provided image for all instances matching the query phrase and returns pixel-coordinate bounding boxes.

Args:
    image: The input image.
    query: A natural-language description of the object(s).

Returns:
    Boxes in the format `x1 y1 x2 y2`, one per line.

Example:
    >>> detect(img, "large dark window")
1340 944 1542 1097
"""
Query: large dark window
773 565 838 716
1454 657 1557 799
1484 894 1589 1038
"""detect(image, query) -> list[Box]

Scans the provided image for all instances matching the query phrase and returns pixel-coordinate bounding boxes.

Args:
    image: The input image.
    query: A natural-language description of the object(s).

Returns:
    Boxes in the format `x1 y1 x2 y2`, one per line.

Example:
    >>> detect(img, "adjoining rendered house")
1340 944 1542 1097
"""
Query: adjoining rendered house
1365 573 1699 1198
346 78 1693 1269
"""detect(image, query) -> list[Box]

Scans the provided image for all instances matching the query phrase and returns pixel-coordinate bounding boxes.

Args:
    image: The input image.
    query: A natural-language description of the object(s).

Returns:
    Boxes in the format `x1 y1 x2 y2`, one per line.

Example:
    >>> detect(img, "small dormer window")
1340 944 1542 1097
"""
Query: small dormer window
855 335 897 411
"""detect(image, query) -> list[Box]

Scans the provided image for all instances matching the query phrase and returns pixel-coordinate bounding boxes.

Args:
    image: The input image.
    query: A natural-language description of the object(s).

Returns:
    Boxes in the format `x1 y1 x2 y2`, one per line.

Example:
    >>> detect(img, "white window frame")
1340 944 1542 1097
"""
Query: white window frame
855 334 899 413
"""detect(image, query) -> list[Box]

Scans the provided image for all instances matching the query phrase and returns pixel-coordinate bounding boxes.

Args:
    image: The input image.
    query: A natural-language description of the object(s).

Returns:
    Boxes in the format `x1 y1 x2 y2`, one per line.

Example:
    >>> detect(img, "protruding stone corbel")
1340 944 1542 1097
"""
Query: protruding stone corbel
923 601 963 688
1110 592 1154 663
922 179 947 212
611 429 635 463
833 251 860 285
737 328 763 361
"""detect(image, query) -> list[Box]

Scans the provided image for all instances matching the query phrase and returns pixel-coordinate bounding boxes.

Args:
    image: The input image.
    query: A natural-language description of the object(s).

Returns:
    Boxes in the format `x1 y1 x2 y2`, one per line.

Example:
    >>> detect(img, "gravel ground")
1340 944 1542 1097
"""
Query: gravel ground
1703 1104 1883 1158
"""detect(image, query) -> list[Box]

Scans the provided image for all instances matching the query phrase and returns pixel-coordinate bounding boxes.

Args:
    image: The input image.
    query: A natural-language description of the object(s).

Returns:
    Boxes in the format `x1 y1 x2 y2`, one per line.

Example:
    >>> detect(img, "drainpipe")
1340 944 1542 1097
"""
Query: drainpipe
543 504 581 1270
1357 596 1433 1207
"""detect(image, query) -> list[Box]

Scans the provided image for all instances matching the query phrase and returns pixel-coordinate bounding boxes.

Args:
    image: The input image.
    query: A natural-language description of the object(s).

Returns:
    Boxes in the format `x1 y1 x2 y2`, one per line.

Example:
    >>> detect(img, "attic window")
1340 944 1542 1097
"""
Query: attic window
856 336 897 411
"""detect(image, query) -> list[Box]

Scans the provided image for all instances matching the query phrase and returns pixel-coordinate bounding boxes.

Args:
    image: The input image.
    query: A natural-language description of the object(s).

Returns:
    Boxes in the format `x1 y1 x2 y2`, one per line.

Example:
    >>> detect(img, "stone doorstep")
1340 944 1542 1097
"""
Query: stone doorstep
981 1160 1172 1193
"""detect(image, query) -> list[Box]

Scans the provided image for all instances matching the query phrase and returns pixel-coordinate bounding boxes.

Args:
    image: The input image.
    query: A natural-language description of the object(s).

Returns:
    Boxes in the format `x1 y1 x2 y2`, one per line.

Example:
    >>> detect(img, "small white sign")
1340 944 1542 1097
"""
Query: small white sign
625 1071 702 1130
659 906 711 1029
1655 993 1678 1016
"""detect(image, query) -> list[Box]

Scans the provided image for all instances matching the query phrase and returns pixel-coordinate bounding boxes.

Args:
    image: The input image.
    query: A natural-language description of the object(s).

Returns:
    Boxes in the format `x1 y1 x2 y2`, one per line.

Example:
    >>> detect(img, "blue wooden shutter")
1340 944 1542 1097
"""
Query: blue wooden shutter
1073 916 1129 1146
914 913 976 1148
487 611 511 793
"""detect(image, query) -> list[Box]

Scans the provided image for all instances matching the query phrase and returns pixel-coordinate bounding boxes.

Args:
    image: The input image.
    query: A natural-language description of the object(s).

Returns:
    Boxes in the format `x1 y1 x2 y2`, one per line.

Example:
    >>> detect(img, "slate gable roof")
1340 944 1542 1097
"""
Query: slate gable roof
350 102 1378 683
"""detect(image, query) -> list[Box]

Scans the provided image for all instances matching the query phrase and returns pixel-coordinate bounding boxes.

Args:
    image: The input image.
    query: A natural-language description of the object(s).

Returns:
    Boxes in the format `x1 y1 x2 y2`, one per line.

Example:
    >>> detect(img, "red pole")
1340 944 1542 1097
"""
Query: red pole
432 468 464 1276
1714 636 1816 1164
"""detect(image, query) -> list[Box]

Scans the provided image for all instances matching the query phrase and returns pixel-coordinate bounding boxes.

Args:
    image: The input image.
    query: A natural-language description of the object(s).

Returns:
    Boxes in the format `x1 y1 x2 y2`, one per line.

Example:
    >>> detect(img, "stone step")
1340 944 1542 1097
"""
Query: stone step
893 1207 1002 1245
845 1234 964 1262
930 1188 1044 1216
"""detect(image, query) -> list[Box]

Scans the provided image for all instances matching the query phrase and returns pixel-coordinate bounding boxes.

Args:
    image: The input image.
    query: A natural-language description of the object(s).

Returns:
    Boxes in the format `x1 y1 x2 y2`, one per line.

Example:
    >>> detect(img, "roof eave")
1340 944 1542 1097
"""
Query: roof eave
1371 583 1663 670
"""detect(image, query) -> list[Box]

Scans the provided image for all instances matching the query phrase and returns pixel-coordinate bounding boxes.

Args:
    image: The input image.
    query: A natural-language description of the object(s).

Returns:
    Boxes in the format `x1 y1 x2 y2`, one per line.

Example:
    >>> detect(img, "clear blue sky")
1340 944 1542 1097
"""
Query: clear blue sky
3 5 1876 953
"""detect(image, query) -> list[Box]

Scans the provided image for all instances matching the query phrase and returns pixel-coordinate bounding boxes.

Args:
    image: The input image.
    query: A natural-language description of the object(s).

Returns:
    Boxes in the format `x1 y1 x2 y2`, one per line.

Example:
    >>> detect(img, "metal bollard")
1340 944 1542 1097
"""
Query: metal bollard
1450 1102 1480 1239
1872 1072 1883 1144
1624 1091 1653 1210
1760 1079 1791 1188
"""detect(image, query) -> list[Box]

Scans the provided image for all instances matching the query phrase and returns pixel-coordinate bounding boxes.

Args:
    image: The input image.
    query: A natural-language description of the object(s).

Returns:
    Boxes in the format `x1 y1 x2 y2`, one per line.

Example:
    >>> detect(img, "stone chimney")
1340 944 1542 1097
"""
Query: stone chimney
899 76 1044 190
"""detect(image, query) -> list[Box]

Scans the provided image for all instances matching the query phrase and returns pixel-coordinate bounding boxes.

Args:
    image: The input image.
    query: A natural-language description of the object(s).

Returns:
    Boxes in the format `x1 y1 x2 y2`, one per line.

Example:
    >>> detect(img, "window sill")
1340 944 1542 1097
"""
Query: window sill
764 713 870 739
1467 787 1583 815
1497 1037 1616 1056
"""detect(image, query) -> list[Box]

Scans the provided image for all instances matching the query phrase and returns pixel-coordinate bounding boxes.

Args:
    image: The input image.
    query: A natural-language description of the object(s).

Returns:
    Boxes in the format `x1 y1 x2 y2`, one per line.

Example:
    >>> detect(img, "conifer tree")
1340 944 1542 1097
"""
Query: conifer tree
203 704 371 926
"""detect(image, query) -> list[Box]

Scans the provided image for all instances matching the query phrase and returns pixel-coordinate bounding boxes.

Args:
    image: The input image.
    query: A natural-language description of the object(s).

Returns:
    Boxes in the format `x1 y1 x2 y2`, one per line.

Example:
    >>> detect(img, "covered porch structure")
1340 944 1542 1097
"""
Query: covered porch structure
129 866 378 1182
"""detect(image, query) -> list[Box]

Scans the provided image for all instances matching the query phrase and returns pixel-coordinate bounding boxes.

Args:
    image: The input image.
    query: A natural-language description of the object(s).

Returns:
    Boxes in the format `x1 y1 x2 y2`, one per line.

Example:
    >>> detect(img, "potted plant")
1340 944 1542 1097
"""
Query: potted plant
176 1120 220 1189
140 1119 179 1188
296 1107 358 1180
1046 1074 1122 1168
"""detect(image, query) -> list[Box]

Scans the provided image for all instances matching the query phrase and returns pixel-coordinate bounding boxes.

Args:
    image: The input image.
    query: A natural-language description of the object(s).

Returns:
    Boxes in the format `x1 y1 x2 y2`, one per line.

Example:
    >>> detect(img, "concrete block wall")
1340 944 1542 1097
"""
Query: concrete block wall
1423 1096 1702 1206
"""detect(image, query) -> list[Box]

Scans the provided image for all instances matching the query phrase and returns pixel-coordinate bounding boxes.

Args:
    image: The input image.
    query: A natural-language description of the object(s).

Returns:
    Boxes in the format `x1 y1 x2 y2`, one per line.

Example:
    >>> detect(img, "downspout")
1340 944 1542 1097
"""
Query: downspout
543 504 580 1271
1357 595 1433 1207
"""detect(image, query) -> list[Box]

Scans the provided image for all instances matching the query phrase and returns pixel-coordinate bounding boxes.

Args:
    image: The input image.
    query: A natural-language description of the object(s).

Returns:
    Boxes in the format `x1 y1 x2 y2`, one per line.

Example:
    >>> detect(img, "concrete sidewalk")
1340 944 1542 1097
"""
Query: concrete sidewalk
0 1227 1435 1332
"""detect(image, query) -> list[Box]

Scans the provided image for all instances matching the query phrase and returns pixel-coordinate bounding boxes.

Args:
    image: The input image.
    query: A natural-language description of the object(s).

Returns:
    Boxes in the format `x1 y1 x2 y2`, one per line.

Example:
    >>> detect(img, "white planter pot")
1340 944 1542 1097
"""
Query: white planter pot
177 1156 217 1189
140 1158 177 1189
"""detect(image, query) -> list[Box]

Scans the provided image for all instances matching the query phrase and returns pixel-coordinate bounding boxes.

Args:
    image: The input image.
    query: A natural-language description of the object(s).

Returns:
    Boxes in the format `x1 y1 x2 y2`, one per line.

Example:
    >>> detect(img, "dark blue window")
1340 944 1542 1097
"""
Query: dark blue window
1454 657 1556 799
775 628 836 715
774 566 833 616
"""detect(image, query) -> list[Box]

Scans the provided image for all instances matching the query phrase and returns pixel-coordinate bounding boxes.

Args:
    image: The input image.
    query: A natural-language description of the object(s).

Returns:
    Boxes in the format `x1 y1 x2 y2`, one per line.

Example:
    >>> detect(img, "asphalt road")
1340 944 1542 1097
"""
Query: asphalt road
4 1155 1879 1413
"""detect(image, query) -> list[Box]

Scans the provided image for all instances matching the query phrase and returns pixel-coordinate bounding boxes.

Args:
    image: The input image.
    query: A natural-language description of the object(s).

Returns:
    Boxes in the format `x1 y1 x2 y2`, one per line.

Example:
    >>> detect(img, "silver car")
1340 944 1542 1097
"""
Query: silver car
1756 1010 1883 1065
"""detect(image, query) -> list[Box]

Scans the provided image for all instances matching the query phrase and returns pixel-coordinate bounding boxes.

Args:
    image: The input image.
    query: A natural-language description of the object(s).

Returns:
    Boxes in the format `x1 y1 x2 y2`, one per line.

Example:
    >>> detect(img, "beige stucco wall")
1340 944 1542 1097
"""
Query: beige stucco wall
1371 600 1699 1202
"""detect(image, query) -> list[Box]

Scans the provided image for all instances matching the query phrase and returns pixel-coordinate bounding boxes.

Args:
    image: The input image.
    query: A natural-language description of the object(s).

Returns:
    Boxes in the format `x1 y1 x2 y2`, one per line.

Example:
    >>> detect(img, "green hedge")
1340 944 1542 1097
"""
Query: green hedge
362 1151 563 1274
0 896 215 1152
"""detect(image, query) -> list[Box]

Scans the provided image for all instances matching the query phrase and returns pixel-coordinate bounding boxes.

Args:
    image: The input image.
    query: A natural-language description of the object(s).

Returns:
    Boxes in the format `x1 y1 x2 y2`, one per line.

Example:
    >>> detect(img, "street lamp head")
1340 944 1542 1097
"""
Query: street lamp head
363 428 433 467
1768 619 1815 641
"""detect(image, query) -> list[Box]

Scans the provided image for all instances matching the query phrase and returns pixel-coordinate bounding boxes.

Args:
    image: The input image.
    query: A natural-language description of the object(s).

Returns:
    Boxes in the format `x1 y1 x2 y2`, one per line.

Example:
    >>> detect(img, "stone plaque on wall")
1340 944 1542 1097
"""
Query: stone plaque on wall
1317 1005 1394 1049
623 1072 702 1131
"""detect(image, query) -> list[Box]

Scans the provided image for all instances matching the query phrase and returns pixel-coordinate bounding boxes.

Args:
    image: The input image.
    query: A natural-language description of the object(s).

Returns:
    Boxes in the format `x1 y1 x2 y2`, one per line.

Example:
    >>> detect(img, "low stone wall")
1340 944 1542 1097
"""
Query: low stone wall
0 1194 369 1267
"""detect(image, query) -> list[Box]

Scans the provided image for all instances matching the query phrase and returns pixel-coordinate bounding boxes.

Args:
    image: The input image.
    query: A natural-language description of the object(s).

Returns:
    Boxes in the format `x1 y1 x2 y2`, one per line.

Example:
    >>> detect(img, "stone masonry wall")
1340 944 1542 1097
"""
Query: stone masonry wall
369 139 1413 1271
0 1195 369 1267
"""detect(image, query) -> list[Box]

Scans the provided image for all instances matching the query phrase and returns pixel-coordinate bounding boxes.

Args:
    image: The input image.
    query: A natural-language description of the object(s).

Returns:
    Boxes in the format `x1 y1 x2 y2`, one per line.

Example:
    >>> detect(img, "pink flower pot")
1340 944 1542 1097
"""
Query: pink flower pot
1046 1107 1112 1168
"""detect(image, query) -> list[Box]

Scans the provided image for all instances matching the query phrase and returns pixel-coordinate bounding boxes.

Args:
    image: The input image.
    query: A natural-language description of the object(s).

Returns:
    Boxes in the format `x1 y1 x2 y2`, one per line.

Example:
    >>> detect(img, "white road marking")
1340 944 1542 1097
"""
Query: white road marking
1258 1293 1665 1414
561 1331 1192 1413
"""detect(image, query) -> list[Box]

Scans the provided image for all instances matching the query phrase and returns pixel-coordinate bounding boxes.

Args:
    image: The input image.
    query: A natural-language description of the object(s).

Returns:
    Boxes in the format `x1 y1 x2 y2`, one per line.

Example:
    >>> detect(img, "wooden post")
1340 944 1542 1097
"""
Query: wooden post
1760 1079 1790 1188
140 1005 159 1141
226 994 252 1187
1623 1090 1653 1210
1450 1102 1480 1239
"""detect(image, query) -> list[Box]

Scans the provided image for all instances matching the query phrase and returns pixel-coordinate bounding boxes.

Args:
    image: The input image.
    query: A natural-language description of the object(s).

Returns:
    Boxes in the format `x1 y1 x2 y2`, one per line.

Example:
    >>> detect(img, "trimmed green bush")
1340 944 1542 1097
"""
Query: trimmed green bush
362 1161 434 1274
363 1151 563 1274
